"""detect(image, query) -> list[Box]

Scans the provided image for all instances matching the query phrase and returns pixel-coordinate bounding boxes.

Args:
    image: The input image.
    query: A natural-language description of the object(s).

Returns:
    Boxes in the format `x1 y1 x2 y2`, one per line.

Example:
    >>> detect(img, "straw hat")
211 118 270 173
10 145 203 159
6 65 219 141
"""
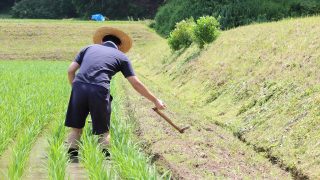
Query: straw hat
93 27 132 53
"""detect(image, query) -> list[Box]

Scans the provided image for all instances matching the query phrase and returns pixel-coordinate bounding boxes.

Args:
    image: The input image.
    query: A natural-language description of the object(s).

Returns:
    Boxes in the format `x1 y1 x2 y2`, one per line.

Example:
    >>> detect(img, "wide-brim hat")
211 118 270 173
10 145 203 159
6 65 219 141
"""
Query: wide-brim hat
93 27 132 53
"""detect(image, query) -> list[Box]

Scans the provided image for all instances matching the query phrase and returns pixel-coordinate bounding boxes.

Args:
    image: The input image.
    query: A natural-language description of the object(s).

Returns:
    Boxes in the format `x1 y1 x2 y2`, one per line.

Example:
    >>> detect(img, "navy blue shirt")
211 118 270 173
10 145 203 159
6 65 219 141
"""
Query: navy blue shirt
73 42 135 89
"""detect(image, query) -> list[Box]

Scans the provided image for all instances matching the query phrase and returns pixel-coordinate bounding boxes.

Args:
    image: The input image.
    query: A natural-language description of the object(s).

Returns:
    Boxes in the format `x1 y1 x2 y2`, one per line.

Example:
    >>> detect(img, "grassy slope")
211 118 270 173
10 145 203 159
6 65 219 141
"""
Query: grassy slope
131 16 320 178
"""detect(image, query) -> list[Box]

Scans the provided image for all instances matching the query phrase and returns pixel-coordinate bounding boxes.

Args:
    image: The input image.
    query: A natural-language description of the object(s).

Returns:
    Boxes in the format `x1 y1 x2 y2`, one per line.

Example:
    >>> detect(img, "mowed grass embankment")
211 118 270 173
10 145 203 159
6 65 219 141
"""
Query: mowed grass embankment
0 19 168 179
129 16 320 179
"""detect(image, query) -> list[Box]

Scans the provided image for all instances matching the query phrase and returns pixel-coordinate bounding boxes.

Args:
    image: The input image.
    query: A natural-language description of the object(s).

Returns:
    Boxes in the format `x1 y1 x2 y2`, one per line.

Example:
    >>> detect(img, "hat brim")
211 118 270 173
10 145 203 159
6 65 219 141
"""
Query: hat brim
93 27 132 53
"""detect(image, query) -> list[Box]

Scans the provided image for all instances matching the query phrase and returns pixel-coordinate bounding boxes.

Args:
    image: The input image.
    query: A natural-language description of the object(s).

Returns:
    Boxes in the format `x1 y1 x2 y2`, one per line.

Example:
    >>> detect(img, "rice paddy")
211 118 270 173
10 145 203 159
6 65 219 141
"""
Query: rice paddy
0 61 163 179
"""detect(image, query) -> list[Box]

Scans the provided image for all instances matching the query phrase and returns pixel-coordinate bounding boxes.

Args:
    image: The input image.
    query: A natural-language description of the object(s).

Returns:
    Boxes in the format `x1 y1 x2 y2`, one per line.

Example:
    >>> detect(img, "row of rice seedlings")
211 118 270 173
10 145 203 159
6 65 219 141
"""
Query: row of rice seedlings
0 61 70 179
8 116 48 179
109 76 170 179
46 117 68 180
0 65 40 156
7 87 62 179
79 121 117 179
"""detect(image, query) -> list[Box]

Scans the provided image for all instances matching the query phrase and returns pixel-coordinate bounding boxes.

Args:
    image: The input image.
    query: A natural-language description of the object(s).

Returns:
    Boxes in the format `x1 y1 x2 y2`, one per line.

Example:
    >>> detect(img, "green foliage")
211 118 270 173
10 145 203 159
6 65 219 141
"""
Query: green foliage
10 0 162 19
66 0 162 19
193 16 220 49
11 0 76 18
168 18 195 51
289 0 320 16
155 0 217 37
168 16 220 51
0 0 15 12
154 0 320 36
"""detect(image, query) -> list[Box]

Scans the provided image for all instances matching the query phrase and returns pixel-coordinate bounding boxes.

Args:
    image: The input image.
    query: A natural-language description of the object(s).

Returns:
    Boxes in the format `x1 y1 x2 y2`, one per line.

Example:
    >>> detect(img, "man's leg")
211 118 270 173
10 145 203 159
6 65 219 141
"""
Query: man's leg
65 82 89 158
98 131 110 148
67 127 83 149
88 85 112 157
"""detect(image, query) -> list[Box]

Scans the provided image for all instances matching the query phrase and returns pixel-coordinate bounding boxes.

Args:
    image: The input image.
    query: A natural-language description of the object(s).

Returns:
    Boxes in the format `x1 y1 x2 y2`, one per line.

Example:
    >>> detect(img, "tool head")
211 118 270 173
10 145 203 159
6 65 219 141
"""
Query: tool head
179 126 190 133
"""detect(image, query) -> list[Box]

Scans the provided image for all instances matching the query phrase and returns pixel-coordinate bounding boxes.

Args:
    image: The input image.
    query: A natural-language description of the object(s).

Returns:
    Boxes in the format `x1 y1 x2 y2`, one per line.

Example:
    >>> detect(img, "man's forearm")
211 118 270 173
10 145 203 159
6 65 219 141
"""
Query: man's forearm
68 73 75 85
132 81 157 103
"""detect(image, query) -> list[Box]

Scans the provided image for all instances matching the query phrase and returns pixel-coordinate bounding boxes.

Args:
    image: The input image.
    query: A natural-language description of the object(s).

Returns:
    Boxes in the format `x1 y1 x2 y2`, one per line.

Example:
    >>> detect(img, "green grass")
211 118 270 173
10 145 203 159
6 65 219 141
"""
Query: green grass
130 16 320 178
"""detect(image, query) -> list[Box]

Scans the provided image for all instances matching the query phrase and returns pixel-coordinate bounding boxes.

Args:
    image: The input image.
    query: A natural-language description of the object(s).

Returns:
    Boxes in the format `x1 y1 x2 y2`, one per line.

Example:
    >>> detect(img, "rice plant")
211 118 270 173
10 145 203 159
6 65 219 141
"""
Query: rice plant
109 76 170 179
47 122 68 180
79 123 116 180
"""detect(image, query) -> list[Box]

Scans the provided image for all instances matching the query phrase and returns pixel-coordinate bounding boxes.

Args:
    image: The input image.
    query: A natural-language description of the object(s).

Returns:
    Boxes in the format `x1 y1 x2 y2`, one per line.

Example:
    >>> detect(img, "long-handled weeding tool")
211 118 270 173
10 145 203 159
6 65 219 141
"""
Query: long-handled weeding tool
152 107 190 133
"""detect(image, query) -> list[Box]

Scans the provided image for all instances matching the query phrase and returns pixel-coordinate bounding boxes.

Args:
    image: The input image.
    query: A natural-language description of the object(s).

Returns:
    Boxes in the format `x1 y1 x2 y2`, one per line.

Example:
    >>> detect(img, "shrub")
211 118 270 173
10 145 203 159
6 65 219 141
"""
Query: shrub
193 16 220 49
154 0 320 37
154 0 217 37
11 0 76 19
168 18 195 51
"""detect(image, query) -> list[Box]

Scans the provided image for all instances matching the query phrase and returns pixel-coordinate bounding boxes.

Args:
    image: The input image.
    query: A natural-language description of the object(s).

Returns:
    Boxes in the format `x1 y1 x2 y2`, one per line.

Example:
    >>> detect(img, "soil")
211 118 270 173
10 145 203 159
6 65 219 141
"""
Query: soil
122 81 292 179
66 161 88 180
23 136 48 179
0 142 13 179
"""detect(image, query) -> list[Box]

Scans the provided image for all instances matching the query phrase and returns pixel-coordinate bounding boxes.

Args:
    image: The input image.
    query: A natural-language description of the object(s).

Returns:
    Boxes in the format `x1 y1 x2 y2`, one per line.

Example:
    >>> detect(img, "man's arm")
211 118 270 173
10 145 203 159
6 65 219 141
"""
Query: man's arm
67 62 80 85
127 76 166 110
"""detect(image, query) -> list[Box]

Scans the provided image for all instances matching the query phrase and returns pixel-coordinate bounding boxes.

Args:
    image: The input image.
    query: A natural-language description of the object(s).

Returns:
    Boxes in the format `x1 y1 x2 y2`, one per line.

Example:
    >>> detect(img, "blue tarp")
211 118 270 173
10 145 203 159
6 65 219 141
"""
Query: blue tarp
91 14 105 21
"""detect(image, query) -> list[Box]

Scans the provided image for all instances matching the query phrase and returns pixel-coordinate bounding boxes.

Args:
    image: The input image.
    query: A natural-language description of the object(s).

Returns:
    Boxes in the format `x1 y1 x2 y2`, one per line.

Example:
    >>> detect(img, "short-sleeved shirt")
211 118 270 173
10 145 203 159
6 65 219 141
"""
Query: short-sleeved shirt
73 42 135 89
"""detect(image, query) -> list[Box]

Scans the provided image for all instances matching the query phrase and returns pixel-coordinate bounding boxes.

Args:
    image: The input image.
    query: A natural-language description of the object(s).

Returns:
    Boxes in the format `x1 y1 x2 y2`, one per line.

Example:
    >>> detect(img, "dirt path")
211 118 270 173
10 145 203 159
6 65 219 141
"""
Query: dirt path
0 143 13 179
67 162 88 180
122 80 292 179
23 136 48 179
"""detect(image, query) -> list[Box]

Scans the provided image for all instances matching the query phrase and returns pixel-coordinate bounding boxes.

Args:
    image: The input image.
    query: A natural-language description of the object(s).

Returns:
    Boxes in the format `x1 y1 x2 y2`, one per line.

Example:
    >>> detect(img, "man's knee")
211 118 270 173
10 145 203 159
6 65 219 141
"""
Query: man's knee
71 127 83 134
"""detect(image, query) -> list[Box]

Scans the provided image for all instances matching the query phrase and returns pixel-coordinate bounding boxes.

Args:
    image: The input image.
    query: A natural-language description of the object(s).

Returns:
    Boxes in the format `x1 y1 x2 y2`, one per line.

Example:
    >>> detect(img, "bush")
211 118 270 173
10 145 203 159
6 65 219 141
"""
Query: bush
193 16 220 49
289 0 320 16
11 0 76 19
155 0 217 37
168 18 195 51
154 0 320 37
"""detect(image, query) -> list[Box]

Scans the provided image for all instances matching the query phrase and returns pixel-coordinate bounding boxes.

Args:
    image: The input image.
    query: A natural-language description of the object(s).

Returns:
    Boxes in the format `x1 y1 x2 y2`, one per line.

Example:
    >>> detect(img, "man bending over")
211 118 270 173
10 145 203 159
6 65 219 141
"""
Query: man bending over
65 27 166 157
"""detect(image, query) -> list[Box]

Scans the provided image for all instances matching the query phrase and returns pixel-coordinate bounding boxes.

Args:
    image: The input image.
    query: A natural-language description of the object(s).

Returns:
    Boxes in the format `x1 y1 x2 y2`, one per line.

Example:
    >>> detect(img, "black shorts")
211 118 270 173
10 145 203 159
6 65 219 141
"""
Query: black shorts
65 82 112 135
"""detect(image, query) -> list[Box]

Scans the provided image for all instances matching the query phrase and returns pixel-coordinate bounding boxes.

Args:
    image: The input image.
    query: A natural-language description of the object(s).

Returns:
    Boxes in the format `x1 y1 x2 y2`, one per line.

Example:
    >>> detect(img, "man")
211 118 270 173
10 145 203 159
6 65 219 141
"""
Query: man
65 27 166 157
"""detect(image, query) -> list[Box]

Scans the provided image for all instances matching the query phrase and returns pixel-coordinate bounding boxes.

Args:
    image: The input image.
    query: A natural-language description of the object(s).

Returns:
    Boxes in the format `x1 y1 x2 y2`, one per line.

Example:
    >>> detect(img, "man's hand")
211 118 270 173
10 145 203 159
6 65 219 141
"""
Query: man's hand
154 99 166 110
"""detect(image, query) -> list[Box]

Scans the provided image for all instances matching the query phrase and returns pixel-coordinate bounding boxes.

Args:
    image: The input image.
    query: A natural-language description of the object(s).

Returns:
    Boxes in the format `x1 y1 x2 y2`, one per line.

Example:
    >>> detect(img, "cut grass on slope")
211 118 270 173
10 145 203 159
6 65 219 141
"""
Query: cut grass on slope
130 16 320 179
120 74 291 179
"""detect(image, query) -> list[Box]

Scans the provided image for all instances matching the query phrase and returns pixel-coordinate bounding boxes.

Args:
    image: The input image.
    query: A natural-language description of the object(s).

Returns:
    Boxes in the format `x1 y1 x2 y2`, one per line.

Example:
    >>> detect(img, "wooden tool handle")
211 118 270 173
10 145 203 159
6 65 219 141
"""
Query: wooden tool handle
152 107 183 133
